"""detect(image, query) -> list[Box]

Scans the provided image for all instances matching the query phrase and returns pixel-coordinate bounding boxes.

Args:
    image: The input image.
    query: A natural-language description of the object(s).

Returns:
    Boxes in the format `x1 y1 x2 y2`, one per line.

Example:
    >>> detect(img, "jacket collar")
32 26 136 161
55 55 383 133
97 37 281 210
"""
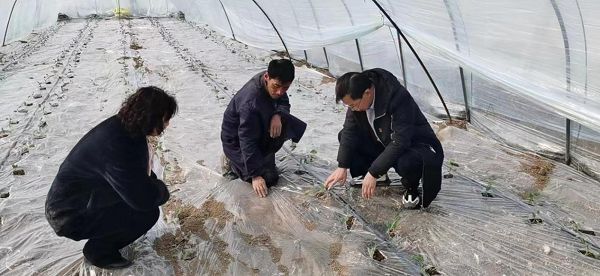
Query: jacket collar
372 75 391 119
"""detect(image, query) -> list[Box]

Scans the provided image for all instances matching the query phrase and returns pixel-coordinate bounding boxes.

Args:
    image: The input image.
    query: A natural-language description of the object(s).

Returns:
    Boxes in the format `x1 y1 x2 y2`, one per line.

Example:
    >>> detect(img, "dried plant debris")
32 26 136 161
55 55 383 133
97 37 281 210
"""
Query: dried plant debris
434 119 467 130
329 242 348 275
520 153 555 190
240 232 282 263
155 197 234 276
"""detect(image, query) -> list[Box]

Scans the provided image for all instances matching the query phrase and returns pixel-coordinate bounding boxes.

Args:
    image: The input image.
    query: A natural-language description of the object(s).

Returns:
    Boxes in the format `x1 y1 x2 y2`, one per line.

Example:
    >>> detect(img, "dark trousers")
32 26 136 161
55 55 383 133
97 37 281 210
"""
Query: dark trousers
339 131 440 191
66 203 159 265
233 134 284 187
227 114 306 188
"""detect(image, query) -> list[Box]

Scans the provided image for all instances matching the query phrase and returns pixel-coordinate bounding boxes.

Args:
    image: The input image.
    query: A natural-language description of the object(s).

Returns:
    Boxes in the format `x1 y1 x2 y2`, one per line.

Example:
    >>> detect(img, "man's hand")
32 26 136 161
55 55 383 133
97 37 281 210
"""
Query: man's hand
325 168 348 190
361 172 377 199
252 176 268 198
270 114 282 138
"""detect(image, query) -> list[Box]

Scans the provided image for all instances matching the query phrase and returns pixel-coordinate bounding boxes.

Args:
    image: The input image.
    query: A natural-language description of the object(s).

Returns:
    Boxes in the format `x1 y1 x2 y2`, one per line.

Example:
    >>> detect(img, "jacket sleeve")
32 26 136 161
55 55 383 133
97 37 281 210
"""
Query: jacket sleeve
368 98 415 177
238 104 264 178
337 108 359 168
275 93 291 115
103 138 170 211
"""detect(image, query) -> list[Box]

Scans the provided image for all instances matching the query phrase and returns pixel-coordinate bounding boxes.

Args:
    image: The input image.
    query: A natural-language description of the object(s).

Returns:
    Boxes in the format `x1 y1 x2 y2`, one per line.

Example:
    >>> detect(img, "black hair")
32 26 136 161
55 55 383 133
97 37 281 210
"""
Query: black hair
335 72 358 103
267 59 295 83
117 86 178 136
335 71 372 102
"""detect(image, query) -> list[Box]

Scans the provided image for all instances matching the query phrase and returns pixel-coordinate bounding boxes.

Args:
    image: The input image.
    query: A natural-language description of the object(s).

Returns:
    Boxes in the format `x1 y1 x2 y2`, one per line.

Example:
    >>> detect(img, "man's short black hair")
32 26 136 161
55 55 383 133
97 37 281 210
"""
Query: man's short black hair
267 59 295 83
335 72 358 103
335 71 372 103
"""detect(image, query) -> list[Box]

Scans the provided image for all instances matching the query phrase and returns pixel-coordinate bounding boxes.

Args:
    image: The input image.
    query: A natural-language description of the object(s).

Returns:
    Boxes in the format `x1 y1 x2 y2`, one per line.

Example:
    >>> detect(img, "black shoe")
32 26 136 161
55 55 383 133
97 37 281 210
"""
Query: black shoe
83 242 133 270
85 255 133 269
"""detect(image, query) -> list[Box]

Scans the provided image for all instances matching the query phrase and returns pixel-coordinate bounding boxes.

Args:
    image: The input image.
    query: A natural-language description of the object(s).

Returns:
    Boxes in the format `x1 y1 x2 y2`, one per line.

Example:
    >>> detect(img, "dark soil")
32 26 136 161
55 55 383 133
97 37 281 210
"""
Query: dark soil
372 249 386 262
345 216 355 230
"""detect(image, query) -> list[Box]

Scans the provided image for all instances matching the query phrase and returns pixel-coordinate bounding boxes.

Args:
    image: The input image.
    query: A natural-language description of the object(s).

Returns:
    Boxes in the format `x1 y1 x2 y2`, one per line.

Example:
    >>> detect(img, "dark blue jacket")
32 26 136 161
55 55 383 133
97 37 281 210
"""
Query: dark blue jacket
221 71 306 179
45 116 169 238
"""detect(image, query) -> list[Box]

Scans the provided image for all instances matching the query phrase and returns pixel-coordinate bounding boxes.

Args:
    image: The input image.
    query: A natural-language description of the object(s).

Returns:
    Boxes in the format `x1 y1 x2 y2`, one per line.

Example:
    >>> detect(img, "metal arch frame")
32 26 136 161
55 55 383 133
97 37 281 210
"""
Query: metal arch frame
443 0 471 122
2 0 19 46
250 0 291 59
370 0 452 121
549 0 588 165
217 0 236 40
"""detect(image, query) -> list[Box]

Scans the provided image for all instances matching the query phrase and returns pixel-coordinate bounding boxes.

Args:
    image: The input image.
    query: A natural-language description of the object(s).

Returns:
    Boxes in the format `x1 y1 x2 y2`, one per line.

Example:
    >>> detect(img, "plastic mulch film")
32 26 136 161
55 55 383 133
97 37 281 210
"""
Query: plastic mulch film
571 121 600 179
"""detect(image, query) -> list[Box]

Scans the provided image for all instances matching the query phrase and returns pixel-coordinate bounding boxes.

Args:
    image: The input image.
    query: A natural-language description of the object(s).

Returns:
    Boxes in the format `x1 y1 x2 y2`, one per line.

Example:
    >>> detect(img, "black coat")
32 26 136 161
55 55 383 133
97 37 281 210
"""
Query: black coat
221 71 306 179
45 116 169 237
337 68 443 178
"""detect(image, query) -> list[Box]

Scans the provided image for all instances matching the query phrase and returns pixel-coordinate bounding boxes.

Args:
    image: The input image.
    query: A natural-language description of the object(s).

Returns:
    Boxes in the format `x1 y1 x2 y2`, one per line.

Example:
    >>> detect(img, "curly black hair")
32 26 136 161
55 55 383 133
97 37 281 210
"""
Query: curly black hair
117 86 178 136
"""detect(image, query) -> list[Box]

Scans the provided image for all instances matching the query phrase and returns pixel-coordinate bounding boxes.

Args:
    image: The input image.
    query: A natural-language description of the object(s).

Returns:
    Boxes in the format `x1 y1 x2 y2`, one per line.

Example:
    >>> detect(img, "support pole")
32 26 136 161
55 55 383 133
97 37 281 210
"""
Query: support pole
566 118 571 165
250 0 291 59
371 0 451 121
323 47 330 68
459 67 471 122
397 31 407 87
355 39 364 71
550 0 572 164
217 0 236 40
2 0 19 46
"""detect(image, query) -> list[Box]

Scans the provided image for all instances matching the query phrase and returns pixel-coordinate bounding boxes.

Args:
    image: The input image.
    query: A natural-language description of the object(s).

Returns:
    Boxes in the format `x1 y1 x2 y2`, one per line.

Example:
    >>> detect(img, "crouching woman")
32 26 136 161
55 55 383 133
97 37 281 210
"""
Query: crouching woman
45 86 177 269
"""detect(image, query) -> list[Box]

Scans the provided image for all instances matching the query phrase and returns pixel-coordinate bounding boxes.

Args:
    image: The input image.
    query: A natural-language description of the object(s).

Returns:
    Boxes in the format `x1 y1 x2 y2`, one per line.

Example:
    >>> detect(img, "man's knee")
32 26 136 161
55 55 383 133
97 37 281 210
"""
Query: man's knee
263 169 279 187
133 208 160 233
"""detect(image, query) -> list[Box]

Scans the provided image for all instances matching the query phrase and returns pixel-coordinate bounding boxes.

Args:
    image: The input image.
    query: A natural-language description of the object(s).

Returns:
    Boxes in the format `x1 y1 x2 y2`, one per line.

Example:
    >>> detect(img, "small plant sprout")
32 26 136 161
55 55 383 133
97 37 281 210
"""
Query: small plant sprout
386 216 401 237
308 149 318 163
411 254 440 275
481 181 494 197
411 254 425 267
367 245 377 259
448 160 459 167
523 190 540 205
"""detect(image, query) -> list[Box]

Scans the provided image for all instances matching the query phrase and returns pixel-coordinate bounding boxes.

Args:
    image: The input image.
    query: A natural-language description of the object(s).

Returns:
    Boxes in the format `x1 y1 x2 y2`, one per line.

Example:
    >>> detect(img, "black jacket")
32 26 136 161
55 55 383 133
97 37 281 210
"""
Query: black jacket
221 71 306 178
45 116 169 237
337 68 442 178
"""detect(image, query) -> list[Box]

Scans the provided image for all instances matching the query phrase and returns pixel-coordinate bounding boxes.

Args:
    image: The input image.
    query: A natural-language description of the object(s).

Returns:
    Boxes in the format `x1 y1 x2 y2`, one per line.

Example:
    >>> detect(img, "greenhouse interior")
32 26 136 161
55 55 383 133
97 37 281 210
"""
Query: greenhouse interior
1 0 600 275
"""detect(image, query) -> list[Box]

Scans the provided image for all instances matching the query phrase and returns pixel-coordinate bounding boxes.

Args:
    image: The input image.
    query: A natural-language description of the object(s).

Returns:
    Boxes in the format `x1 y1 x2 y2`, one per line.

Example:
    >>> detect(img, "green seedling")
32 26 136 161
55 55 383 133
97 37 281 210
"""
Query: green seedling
523 190 540 205
481 181 494 197
412 254 440 275
386 216 401 237
412 254 425 266
448 160 459 167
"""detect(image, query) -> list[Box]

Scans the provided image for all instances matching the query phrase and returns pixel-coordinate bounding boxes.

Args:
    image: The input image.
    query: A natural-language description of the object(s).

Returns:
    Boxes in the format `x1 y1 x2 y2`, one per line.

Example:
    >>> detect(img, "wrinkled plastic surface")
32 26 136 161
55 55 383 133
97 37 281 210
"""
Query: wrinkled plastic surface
2 18 600 276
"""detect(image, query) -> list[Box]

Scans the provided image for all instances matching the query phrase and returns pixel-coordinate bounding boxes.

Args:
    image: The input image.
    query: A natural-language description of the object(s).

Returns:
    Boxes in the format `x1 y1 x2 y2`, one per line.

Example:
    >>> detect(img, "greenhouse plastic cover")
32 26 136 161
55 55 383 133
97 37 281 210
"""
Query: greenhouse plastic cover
0 1 600 275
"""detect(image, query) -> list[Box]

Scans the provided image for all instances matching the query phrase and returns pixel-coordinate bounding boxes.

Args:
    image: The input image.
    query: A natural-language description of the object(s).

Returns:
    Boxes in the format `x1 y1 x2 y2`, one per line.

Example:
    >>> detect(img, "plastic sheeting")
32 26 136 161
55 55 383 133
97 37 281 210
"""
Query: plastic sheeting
2 17 600 275
3 0 600 175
